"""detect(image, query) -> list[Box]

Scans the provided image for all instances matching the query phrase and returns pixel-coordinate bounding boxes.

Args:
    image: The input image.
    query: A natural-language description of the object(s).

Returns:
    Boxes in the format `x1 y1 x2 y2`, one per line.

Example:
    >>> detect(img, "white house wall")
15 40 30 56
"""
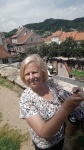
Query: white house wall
52 37 59 43
12 39 17 44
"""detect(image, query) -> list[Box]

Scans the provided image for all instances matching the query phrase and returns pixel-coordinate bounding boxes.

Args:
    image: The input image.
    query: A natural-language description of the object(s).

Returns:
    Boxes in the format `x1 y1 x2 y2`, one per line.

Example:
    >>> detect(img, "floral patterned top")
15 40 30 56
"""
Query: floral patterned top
19 78 70 149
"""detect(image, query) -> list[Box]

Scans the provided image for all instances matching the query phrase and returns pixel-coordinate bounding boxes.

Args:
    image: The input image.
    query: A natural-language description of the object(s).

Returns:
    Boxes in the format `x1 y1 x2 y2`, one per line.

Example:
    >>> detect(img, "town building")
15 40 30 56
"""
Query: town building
7 26 44 61
42 30 84 44
0 32 12 64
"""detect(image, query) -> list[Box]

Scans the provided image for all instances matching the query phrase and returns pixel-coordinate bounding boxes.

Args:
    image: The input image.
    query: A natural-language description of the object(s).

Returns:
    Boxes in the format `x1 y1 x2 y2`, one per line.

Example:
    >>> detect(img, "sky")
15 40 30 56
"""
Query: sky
0 0 84 32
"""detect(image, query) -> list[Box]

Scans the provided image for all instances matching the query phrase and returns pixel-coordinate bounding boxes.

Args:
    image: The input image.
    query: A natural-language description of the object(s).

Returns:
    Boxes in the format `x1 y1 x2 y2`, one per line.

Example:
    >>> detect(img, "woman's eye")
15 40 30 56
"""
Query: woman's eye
25 71 39 76
25 73 29 76
33 72 38 74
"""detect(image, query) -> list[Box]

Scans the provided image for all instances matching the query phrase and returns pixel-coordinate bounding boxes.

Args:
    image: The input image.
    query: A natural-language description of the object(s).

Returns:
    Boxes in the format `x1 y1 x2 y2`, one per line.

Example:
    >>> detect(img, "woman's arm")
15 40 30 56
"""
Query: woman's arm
26 106 67 139
26 94 83 139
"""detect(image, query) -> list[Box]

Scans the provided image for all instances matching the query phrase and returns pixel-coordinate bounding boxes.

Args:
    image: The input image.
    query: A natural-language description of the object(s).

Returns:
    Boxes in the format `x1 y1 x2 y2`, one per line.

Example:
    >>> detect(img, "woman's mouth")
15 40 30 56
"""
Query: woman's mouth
30 79 38 85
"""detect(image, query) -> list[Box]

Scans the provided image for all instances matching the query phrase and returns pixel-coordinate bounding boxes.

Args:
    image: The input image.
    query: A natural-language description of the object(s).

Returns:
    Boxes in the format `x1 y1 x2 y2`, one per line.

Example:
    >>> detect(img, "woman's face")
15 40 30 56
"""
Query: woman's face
24 62 44 89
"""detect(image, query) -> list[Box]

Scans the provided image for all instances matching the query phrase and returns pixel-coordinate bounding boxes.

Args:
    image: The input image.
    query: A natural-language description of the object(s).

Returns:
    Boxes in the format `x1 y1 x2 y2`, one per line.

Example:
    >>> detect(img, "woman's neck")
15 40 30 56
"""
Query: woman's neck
32 83 49 96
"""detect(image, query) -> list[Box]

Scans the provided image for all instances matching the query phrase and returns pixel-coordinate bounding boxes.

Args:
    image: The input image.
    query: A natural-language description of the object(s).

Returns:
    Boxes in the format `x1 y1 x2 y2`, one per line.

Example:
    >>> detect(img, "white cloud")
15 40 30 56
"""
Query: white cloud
0 0 84 32
0 20 18 32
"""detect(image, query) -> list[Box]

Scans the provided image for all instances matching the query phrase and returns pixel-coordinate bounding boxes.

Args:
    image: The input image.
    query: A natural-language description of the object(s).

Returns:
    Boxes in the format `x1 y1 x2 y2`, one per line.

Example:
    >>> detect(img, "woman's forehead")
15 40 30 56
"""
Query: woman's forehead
25 62 40 71
27 61 39 67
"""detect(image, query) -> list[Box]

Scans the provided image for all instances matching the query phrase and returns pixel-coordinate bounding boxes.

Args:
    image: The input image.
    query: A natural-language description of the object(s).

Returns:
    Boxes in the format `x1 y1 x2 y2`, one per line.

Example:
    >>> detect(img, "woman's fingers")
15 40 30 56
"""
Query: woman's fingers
72 87 83 94
78 92 84 99
66 95 83 107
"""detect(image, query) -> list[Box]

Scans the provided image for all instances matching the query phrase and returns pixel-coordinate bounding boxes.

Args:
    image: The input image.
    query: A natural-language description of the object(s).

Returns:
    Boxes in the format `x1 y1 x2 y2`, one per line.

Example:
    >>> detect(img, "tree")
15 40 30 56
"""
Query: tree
38 44 49 58
79 41 84 57
48 42 59 58
60 37 77 58
26 47 38 56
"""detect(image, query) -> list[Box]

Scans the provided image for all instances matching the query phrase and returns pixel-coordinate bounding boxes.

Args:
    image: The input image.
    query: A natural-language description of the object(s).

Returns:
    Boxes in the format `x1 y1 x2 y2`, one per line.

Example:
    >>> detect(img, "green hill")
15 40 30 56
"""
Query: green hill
4 17 84 38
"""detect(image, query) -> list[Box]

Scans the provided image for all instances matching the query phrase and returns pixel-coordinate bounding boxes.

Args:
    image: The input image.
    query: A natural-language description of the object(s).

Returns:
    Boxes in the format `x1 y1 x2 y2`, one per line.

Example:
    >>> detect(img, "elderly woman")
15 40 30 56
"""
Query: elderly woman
19 54 83 150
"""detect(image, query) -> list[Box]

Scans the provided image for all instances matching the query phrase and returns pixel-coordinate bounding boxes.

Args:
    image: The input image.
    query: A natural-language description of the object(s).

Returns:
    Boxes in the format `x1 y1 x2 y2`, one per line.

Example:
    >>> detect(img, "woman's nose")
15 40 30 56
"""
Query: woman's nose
29 73 33 79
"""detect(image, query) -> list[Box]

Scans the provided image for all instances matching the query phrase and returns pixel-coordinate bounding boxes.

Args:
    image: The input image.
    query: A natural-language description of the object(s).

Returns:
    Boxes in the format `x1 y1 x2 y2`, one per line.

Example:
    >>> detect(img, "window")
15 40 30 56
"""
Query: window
31 38 33 42
3 59 9 64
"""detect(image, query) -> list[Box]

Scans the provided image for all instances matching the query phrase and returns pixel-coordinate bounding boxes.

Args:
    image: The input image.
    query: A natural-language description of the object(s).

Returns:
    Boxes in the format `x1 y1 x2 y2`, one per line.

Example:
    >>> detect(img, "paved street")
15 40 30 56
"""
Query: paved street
58 63 69 77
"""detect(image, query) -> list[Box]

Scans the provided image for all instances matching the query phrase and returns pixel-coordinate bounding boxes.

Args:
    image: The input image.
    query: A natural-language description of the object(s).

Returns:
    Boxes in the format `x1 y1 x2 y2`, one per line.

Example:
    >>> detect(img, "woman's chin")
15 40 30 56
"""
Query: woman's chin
30 83 38 89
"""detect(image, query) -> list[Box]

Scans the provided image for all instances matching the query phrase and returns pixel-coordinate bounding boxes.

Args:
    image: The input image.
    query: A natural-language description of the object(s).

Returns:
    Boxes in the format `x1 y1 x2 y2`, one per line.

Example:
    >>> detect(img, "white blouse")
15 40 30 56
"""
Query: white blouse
19 78 70 149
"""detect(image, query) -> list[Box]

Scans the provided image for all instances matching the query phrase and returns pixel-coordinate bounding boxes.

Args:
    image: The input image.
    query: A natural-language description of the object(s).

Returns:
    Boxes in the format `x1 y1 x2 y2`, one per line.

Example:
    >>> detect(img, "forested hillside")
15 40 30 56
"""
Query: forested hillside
4 17 84 38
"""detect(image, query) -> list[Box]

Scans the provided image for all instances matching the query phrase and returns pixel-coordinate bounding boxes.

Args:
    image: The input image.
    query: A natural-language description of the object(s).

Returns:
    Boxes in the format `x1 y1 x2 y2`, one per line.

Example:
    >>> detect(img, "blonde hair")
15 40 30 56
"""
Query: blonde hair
20 54 48 85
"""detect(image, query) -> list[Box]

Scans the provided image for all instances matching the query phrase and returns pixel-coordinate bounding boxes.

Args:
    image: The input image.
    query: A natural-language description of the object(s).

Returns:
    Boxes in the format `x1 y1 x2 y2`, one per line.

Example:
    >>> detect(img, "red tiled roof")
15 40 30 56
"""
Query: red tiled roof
0 45 12 59
17 32 33 44
42 36 52 42
74 32 84 41
59 31 78 41
11 27 24 38
52 30 63 37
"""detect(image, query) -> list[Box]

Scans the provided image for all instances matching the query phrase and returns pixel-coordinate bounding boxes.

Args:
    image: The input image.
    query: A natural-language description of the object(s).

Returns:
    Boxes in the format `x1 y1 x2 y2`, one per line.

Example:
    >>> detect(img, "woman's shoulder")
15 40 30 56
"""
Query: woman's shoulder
20 87 32 101
22 87 31 95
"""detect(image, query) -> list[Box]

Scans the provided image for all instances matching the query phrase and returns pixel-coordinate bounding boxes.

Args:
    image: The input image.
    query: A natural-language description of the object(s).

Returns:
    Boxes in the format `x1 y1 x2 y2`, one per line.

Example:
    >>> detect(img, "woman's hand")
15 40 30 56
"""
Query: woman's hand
78 91 84 99
62 93 83 113
72 86 84 99
72 86 83 94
